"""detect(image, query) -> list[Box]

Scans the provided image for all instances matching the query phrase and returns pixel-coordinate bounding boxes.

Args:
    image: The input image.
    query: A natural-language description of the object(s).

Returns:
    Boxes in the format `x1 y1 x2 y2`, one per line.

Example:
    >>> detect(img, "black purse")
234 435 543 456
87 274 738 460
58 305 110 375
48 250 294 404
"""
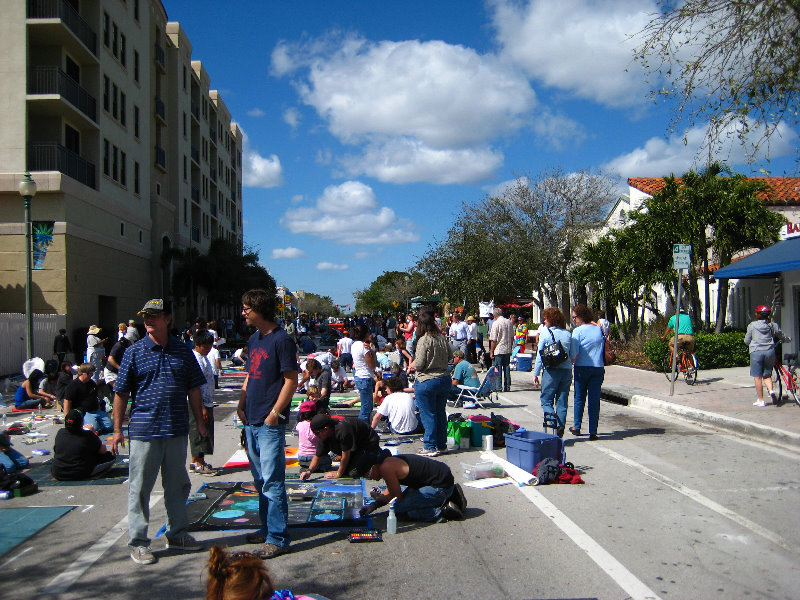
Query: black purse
540 327 568 369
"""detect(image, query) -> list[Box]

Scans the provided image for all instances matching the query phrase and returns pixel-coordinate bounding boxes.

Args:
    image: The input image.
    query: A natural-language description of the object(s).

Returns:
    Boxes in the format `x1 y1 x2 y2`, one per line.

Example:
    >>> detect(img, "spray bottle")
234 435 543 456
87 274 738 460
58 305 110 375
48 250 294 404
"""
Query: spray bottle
386 500 397 535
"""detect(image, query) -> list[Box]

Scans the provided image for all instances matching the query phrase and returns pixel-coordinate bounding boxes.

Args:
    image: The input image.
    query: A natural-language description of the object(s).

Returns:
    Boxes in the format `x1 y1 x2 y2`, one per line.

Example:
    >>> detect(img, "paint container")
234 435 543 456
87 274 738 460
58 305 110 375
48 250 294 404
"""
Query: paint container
446 436 458 451
0 491 11 500
482 434 493 452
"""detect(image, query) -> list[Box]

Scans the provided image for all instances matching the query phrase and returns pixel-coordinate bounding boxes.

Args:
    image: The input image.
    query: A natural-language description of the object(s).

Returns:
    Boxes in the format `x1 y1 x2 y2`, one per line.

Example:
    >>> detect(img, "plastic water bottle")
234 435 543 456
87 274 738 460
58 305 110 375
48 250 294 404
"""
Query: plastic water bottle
386 501 397 535
2 412 6 426
232 414 239 428
37 404 42 416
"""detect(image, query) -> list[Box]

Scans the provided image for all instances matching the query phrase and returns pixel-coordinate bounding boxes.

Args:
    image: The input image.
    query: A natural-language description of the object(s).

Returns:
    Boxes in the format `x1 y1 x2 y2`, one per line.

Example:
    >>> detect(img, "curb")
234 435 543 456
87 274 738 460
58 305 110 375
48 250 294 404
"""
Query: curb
602 384 800 451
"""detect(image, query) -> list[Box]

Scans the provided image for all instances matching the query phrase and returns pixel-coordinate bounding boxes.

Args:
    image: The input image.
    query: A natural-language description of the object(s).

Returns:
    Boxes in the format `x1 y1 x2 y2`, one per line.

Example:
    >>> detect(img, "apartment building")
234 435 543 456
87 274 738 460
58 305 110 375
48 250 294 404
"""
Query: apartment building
0 0 242 360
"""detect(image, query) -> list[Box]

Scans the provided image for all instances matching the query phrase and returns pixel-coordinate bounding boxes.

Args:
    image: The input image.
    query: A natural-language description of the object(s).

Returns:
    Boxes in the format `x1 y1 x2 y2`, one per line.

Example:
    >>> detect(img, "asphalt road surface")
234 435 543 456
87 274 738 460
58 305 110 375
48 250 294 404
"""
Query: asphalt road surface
2 385 799 600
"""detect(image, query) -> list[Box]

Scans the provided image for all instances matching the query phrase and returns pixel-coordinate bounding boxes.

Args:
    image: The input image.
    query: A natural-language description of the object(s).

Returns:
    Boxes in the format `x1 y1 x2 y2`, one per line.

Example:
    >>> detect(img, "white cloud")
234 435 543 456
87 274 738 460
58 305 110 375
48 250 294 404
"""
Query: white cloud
281 181 419 245
354 250 372 259
241 131 284 188
491 0 656 108
290 194 304 204
283 107 300 129
604 121 799 177
272 35 536 184
483 176 530 198
317 262 350 270
271 247 305 259
247 108 265 117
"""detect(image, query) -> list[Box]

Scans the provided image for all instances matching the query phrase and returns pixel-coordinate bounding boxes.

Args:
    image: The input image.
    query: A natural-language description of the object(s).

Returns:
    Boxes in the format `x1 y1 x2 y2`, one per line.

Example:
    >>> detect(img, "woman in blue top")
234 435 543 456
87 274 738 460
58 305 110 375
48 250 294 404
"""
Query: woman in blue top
532 308 572 438
569 305 605 440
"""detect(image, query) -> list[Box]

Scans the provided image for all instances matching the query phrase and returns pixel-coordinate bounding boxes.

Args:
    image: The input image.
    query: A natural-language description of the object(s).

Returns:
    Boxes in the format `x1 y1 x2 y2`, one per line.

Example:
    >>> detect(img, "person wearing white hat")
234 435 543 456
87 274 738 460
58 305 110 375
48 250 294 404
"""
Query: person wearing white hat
86 325 107 384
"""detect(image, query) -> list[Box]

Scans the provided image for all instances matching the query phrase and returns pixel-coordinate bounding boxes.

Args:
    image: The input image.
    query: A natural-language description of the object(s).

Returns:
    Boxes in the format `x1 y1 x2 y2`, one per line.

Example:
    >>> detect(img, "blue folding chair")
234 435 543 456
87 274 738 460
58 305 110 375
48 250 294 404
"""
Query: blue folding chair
454 366 502 409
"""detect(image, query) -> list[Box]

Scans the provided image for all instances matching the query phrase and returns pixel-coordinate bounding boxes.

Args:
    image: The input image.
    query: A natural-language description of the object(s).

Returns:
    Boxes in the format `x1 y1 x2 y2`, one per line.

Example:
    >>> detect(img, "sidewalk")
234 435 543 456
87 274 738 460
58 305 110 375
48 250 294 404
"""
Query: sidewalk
503 364 800 452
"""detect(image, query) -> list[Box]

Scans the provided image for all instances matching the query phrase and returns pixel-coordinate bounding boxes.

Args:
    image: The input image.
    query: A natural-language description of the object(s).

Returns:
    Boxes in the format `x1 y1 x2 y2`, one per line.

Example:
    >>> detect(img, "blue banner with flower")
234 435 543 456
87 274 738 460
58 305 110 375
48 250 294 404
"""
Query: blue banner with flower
32 221 55 270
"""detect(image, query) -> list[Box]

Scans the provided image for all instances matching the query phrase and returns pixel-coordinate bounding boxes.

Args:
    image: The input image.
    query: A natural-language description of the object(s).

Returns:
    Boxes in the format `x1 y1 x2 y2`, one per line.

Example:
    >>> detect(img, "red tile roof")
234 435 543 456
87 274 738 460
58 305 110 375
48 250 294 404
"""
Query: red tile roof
627 176 800 206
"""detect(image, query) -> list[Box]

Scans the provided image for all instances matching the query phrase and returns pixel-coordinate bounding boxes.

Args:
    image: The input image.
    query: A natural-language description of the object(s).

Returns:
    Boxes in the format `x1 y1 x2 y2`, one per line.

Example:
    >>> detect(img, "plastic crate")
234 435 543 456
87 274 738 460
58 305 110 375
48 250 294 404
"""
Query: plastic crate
503 430 563 473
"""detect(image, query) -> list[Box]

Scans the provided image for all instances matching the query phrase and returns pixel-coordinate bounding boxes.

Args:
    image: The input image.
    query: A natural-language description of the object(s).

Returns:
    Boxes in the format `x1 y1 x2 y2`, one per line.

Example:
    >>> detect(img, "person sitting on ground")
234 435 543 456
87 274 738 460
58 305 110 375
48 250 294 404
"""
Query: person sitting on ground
14 368 56 410
299 415 380 480
51 409 116 481
62 363 114 433
330 359 354 392
304 358 331 413
388 363 412 392
54 362 75 411
371 377 421 435
294 401 332 472
315 348 334 369
450 350 480 403
355 449 466 522
231 345 248 367
661 308 695 353
0 431 29 475
189 330 218 475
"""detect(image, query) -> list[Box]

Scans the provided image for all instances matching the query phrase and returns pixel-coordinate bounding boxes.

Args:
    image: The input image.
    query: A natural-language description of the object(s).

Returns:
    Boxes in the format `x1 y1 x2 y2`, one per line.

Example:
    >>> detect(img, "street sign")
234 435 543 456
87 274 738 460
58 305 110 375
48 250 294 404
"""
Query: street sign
673 244 691 270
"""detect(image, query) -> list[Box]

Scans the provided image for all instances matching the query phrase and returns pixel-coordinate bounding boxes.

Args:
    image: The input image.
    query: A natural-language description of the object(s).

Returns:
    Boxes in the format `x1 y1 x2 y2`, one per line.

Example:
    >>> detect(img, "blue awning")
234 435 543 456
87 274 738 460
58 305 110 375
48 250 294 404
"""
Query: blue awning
714 237 800 279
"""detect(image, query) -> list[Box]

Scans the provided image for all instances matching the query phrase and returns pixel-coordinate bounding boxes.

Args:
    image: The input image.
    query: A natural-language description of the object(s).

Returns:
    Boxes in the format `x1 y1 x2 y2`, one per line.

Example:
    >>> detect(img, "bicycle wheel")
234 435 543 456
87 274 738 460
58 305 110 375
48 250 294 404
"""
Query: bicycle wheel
773 365 784 404
684 353 698 385
663 350 677 381
787 366 799 406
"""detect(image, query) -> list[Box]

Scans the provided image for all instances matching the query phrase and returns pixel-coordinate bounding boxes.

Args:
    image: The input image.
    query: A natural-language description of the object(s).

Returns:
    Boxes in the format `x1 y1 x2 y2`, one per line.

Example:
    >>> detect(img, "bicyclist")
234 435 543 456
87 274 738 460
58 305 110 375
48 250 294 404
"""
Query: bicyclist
744 305 782 407
661 308 695 353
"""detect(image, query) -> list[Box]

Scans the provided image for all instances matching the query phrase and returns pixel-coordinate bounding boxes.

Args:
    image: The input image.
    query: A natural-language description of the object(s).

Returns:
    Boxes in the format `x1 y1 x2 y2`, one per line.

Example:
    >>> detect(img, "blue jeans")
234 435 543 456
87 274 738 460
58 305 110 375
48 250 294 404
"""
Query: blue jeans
414 375 450 451
541 368 572 430
354 377 375 422
245 423 290 548
0 447 30 473
84 409 113 434
16 398 45 409
573 366 604 435
493 354 511 391
395 484 454 522
127 437 192 548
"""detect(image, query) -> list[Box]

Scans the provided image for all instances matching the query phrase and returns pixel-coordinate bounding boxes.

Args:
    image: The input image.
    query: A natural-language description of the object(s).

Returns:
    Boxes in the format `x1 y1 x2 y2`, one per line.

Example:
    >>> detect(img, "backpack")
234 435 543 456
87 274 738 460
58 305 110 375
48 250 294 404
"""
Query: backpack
533 457 562 485
539 327 568 369
488 412 516 448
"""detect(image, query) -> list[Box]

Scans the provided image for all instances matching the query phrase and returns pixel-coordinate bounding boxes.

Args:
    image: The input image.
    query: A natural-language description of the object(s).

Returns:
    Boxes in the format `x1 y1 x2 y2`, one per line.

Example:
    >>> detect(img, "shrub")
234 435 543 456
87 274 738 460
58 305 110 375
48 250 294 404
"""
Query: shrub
644 331 749 370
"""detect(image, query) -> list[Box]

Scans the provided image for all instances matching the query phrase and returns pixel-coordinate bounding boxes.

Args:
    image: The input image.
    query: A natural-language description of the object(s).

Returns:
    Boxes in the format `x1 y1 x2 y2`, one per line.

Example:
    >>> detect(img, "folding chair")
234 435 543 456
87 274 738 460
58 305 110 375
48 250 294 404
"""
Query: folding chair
454 366 502 409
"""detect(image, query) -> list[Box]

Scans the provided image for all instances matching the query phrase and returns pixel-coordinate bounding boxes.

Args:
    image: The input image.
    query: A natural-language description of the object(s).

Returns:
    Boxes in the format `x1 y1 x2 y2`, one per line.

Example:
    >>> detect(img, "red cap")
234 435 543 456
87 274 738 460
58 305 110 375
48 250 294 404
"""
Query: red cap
754 305 771 314
299 400 317 413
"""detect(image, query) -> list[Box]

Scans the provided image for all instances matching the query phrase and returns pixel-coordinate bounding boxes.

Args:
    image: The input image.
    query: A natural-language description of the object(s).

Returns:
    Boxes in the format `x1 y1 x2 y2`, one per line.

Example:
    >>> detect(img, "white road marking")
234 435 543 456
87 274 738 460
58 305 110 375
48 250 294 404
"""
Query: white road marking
0 546 33 569
40 494 163 596
593 444 797 554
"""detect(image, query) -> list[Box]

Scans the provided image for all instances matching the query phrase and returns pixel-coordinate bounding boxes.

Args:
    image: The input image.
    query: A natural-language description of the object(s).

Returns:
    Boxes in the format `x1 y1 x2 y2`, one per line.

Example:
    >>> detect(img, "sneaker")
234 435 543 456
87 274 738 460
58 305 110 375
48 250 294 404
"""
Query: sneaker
195 464 218 476
449 483 468 512
753 400 768 407
442 501 464 521
165 535 203 552
245 531 266 544
417 448 440 457
253 543 290 559
188 463 196 472
130 546 156 565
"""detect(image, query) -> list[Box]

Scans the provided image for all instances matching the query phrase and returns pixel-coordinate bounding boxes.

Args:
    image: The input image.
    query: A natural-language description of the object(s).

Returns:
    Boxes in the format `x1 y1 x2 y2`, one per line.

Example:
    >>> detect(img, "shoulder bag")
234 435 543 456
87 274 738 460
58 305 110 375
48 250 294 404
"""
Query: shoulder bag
540 327 568 369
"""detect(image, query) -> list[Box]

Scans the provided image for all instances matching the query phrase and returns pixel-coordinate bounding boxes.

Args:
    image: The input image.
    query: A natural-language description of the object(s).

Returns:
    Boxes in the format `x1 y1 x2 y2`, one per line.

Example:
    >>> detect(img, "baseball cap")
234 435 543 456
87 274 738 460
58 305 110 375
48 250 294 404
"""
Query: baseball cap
754 305 771 314
138 298 170 316
299 400 317 414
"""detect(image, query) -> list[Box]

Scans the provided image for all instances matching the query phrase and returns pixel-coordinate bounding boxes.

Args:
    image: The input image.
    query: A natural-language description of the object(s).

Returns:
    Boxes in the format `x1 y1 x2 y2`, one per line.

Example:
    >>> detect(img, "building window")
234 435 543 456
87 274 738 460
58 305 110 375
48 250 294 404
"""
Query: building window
139 230 143 244
184 199 188 224
183 156 187 181
103 12 110 47
134 105 140 138
134 50 139 82
120 222 125 237
120 33 127 67
183 112 187 137
103 76 110 111
134 161 140 194
112 146 118 181
120 93 126 126
103 139 110 175
112 23 118 57
120 151 127 186
112 84 118 119
134 0 139 21
183 66 187 90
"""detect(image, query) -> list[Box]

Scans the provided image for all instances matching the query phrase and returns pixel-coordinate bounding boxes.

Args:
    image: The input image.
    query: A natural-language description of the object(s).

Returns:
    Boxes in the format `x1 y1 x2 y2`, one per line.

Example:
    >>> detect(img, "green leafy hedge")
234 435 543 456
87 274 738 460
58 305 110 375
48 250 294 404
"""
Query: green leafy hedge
643 331 750 370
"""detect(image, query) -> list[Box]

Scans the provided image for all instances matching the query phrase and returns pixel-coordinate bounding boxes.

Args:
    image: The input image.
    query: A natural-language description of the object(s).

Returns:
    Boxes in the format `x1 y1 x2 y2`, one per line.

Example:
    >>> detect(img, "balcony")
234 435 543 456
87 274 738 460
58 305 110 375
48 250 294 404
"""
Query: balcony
209 126 216 144
190 100 199 121
155 145 166 170
154 42 166 72
230 219 236 232
210 203 217 217
29 142 96 189
191 145 200 165
29 66 96 122
191 186 200 205
190 226 200 243
210 167 216 183
154 96 166 124
27 0 97 57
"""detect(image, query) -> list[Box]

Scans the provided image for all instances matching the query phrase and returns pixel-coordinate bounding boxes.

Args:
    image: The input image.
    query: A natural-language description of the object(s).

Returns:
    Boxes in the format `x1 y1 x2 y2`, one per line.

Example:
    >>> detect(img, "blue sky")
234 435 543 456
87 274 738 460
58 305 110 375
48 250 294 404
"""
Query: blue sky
165 0 798 309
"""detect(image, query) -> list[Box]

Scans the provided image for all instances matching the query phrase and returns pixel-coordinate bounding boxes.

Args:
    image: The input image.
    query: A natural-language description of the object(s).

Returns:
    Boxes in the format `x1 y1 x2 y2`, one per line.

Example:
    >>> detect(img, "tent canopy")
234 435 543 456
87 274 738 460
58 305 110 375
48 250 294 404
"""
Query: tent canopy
714 237 800 279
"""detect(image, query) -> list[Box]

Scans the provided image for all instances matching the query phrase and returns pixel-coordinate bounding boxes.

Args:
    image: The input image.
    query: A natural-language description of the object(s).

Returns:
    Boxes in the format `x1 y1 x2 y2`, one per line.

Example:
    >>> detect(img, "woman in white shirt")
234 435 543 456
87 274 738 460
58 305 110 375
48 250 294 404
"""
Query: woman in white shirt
351 324 378 422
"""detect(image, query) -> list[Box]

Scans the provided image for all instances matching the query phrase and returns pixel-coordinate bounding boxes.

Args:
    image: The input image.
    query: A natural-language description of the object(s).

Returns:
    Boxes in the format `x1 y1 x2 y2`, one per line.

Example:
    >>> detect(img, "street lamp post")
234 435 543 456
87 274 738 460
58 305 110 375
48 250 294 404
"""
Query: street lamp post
19 172 37 360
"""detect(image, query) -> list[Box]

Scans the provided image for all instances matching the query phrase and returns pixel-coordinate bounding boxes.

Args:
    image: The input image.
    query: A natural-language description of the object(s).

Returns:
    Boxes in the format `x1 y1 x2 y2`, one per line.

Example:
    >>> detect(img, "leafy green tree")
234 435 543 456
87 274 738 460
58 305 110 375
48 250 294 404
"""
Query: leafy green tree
300 292 340 317
635 0 800 161
354 271 426 314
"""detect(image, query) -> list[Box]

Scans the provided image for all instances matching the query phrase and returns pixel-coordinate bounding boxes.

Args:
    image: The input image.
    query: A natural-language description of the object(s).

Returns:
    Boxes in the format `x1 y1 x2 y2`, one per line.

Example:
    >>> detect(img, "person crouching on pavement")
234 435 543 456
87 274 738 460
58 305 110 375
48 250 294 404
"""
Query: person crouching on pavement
355 449 467 522
51 409 116 480
299 415 380 480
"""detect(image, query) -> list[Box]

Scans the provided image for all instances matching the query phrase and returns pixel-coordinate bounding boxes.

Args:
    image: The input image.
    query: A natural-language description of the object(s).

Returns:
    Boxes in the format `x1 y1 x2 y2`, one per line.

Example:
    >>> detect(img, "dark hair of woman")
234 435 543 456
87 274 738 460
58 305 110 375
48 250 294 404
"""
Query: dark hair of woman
28 369 45 387
206 546 275 600
415 310 441 337
542 307 567 329
351 323 370 341
572 304 594 323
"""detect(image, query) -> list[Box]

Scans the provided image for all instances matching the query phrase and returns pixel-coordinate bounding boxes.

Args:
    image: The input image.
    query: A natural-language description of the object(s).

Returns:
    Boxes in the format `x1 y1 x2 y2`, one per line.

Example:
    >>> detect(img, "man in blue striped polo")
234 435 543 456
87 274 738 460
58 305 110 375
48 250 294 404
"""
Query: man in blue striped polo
111 298 208 565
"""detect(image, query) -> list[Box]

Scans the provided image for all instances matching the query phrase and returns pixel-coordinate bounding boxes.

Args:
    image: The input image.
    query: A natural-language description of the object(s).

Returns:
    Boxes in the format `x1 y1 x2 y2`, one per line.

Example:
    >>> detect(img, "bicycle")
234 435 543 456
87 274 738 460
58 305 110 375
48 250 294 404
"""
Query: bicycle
662 342 698 385
773 350 798 406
